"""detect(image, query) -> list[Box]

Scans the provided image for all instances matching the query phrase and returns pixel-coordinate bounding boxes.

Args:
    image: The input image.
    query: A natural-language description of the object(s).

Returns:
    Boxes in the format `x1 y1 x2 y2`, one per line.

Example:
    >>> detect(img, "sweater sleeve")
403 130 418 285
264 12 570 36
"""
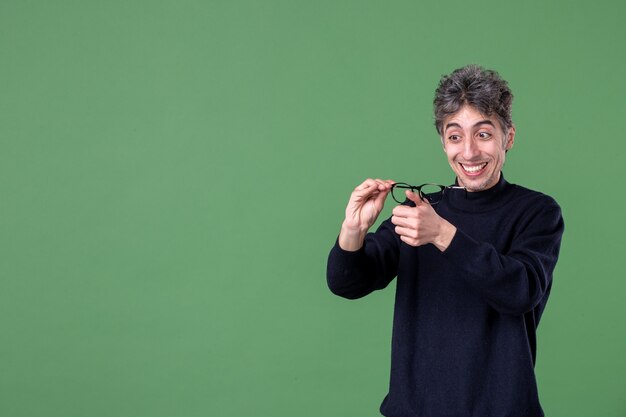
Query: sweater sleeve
326 218 400 299
442 202 564 315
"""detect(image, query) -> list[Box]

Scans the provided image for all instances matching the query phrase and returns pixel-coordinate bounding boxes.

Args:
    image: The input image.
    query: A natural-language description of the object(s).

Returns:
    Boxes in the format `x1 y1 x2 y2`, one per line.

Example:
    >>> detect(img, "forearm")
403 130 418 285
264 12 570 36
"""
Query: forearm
443 229 561 315
327 219 400 299
327 240 378 299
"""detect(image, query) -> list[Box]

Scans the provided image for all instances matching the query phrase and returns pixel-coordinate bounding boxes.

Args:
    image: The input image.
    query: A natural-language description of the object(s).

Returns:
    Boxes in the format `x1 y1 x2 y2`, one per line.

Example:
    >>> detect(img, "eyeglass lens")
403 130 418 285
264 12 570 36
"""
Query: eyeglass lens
391 184 445 204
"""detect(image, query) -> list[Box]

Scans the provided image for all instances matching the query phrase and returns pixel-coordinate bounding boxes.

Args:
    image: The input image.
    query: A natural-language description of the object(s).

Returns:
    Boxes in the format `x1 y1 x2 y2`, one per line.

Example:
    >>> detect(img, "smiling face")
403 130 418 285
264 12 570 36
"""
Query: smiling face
441 105 515 192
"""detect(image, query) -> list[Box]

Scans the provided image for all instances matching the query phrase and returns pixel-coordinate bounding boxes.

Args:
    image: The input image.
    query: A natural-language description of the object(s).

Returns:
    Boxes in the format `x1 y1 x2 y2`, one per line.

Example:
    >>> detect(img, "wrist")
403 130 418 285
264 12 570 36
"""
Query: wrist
433 219 457 252
338 221 368 252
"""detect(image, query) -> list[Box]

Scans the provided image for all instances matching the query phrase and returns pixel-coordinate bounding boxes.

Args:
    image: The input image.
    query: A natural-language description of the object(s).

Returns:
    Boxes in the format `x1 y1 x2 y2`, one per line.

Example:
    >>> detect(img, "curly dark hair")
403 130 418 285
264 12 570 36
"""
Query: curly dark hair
433 65 513 135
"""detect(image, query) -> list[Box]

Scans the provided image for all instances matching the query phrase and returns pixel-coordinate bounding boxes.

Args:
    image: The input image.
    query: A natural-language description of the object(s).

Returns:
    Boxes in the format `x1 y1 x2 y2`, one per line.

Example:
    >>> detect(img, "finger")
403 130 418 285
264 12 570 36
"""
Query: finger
373 186 391 197
355 178 391 192
353 183 381 199
405 190 423 205
391 216 416 229
353 186 392 209
399 234 420 247
381 179 395 193
374 178 393 192
392 205 417 218
355 178 378 191
370 195 388 214
394 226 418 239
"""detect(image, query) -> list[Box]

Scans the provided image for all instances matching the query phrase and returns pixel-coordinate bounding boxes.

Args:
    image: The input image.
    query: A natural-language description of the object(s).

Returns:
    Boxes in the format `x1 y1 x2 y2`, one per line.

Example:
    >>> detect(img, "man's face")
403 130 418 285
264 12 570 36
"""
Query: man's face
441 105 515 192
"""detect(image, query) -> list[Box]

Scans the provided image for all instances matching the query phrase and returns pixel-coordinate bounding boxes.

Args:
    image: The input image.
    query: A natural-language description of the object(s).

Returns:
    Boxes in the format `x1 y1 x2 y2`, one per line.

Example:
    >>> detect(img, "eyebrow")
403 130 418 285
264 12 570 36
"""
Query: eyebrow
444 120 496 131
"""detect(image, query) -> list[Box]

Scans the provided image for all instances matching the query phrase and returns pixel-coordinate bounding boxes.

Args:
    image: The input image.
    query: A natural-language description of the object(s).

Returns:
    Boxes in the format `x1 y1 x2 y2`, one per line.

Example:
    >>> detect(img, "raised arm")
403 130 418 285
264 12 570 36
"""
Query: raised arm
327 178 399 299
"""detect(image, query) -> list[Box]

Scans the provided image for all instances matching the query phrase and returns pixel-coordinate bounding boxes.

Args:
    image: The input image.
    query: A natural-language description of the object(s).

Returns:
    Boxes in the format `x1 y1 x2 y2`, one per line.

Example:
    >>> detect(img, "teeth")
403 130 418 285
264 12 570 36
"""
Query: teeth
461 163 487 173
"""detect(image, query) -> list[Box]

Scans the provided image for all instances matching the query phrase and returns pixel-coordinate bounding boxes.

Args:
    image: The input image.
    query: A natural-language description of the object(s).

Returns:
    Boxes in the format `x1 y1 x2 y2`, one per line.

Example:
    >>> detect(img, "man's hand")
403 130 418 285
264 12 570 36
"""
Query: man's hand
338 178 395 251
391 190 457 252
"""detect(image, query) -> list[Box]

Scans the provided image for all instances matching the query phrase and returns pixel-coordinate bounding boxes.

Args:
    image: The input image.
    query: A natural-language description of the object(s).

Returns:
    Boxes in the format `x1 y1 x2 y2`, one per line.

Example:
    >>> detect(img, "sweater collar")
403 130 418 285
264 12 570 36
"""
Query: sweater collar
445 172 514 213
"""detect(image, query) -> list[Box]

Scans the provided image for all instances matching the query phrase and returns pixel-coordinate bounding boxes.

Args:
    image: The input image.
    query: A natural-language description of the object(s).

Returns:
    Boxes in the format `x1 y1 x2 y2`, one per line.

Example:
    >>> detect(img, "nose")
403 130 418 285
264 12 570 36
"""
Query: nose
463 137 480 160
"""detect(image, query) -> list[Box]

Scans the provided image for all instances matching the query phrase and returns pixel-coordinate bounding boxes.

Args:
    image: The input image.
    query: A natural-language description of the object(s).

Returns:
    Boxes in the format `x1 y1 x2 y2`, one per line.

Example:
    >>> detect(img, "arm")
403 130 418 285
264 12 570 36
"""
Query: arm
443 203 564 315
327 178 399 299
327 219 400 299
391 190 564 315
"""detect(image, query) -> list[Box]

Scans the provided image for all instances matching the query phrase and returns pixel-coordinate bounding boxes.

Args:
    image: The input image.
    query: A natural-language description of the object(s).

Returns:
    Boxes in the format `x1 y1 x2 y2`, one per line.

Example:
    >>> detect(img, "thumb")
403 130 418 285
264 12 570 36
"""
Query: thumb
405 190 423 205
373 186 389 208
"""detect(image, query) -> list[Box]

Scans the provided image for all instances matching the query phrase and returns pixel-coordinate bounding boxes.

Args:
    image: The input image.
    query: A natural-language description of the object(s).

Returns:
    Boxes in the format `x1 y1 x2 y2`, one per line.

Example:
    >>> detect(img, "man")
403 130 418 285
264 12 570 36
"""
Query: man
327 65 564 416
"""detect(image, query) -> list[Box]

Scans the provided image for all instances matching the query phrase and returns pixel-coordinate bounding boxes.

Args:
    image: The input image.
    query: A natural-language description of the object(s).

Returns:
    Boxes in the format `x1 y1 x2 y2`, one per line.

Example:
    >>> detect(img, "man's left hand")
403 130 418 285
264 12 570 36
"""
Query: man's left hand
391 190 457 252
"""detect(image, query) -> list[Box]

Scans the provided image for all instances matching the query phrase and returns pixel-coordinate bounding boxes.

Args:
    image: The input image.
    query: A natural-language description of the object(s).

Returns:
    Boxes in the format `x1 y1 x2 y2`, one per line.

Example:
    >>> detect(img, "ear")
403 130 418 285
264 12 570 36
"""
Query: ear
505 125 516 151
440 136 446 152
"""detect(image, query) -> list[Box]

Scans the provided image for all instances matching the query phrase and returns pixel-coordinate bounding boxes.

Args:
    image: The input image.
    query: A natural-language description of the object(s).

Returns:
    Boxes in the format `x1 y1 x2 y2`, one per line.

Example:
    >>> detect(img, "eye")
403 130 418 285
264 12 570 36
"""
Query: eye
477 131 492 139
447 134 461 142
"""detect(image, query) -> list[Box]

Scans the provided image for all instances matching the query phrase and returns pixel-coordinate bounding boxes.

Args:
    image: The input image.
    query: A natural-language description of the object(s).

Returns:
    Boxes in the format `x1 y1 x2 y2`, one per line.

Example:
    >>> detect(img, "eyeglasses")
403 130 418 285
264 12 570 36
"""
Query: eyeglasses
390 183 466 205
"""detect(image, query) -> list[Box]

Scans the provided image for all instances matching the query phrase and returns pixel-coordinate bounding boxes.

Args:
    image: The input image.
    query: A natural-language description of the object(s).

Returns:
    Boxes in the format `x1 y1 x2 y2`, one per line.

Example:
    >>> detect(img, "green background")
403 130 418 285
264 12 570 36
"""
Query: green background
1 1 625 416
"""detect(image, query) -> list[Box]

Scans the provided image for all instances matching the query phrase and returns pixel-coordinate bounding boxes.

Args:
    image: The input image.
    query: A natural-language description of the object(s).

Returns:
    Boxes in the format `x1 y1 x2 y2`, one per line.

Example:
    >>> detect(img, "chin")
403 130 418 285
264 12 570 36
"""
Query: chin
456 169 499 192
465 183 490 192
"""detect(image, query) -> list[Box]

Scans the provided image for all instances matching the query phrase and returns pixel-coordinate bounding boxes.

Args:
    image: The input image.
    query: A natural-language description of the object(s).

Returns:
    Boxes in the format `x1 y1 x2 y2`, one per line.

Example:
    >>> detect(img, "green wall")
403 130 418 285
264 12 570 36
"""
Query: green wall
1 1 624 416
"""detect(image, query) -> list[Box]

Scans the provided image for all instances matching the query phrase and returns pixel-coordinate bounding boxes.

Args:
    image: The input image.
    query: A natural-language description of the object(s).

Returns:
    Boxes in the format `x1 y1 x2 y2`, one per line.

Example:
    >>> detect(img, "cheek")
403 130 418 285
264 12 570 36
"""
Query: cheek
443 148 457 162
490 152 506 169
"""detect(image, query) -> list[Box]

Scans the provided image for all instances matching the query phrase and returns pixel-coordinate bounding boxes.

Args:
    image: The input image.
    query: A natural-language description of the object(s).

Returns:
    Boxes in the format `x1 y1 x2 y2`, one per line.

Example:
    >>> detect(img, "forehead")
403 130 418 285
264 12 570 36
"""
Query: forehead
443 105 501 131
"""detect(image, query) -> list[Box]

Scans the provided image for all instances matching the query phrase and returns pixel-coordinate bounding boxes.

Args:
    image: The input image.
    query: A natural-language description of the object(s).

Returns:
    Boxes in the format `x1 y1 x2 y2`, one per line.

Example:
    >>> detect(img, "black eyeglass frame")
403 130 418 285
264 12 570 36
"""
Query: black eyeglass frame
390 182 466 205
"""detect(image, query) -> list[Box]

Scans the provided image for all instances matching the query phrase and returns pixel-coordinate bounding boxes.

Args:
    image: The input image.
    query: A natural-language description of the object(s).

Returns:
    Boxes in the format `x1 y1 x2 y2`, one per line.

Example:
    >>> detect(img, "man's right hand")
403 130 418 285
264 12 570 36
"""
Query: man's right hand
338 178 395 251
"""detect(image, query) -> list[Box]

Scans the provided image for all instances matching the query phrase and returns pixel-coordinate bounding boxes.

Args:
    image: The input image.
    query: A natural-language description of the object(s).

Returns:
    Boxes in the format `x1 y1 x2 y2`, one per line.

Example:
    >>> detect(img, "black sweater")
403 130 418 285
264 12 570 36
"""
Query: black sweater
327 176 564 417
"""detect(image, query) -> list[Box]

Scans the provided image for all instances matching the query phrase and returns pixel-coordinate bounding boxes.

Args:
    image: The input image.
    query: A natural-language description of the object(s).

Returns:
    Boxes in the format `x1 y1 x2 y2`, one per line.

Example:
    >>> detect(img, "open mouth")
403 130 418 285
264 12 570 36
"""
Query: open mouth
460 162 488 175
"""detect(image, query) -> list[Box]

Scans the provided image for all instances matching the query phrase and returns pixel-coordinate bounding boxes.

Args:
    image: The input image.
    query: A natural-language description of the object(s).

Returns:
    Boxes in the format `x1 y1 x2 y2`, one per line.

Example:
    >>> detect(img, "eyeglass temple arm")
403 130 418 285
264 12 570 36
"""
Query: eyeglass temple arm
445 185 467 198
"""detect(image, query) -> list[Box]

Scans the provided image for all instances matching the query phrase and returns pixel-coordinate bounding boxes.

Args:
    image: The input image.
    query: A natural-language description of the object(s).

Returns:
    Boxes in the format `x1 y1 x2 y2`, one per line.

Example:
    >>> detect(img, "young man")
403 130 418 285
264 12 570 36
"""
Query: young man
327 65 564 416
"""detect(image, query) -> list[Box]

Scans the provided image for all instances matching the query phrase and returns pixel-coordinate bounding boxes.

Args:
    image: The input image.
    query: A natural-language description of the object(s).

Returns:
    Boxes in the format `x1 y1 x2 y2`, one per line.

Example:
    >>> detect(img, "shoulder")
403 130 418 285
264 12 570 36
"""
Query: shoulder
505 182 564 233
507 182 561 212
